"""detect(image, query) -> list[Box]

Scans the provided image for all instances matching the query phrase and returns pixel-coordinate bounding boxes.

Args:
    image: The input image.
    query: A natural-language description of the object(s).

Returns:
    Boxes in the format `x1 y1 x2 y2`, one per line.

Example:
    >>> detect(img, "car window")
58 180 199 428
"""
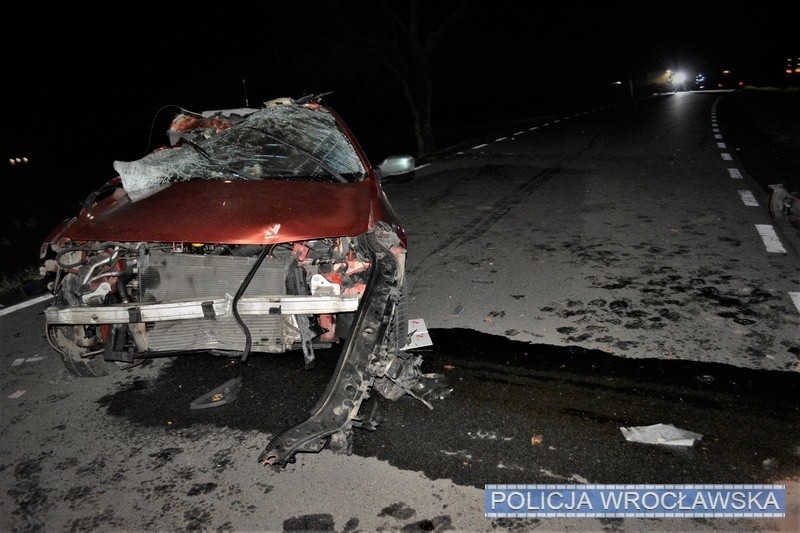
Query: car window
114 103 366 202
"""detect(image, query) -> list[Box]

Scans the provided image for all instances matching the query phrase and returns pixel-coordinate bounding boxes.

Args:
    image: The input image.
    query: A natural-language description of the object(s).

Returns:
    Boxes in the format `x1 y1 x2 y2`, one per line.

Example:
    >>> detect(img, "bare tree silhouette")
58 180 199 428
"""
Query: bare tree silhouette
314 0 467 158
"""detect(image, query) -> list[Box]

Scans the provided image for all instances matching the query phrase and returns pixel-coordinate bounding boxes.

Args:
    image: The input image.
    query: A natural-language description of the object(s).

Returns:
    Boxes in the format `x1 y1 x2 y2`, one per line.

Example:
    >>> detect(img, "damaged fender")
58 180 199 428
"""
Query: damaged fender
259 227 444 466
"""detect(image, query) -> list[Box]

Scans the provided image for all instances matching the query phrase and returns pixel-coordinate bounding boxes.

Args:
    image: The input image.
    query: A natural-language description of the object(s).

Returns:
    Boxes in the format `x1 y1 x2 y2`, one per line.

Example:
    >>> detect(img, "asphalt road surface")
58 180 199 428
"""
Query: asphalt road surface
1 91 798 532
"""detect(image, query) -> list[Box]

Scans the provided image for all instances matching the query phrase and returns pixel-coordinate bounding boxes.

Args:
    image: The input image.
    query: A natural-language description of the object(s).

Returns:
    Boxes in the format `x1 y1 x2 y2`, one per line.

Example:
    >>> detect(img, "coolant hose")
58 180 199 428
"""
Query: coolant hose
234 245 274 363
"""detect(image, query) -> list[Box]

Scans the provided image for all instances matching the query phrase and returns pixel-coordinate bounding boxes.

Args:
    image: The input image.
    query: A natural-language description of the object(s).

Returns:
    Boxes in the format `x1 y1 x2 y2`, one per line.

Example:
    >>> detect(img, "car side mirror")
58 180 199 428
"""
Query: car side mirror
375 155 415 183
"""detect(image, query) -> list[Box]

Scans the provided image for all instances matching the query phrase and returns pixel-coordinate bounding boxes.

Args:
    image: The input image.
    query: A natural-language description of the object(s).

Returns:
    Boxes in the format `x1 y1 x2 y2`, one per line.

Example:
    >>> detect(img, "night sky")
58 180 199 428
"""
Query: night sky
4 2 796 225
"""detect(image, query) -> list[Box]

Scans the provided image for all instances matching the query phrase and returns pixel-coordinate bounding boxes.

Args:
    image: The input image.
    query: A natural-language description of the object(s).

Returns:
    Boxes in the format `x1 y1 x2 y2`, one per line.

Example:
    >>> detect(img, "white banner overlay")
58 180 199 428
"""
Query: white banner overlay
484 484 785 518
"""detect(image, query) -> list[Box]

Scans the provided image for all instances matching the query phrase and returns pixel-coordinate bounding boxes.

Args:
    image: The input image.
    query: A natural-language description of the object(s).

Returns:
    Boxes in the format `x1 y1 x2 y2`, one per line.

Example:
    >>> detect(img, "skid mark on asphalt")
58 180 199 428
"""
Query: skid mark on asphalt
407 165 556 283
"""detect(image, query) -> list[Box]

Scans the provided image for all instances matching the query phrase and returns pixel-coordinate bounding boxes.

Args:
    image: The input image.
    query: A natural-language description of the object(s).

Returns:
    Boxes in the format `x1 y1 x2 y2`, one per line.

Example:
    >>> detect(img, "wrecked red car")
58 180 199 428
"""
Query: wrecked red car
39 95 444 466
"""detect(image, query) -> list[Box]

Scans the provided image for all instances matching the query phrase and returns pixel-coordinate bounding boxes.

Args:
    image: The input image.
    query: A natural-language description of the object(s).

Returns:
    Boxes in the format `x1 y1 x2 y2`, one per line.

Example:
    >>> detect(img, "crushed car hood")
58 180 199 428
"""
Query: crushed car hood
53 179 378 245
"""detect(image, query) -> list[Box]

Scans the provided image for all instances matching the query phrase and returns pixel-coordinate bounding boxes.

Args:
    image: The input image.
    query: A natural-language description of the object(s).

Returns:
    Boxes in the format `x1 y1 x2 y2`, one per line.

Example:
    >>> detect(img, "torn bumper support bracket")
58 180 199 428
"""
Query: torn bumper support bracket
258 233 397 466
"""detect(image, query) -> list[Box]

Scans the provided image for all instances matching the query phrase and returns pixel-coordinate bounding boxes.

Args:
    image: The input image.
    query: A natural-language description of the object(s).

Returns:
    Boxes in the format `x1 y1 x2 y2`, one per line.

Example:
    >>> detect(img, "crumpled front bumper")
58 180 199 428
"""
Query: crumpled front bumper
44 293 358 325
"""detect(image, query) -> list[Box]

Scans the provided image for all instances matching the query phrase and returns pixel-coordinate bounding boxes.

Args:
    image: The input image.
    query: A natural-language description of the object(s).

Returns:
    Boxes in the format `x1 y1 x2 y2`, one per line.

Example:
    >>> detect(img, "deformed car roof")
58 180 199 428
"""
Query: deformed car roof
114 100 367 202
46 98 386 246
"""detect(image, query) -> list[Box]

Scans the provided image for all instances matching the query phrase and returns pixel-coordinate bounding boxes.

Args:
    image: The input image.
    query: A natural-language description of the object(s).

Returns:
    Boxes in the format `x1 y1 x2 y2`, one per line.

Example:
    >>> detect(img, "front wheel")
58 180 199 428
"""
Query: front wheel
49 325 122 377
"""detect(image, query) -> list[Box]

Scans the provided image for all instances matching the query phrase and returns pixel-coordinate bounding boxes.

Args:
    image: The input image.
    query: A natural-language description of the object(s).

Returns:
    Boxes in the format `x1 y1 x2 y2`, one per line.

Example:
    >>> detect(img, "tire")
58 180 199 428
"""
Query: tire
50 326 122 377
59 352 122 378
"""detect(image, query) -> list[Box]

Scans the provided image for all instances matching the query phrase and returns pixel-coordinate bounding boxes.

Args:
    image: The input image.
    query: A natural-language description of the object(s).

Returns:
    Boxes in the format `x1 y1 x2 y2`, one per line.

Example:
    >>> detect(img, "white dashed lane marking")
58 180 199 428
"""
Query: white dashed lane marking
457 108 592 155
728 168 743 179
713 104 797 317
790 293 800 313
738 190 759 206
755 224 788 253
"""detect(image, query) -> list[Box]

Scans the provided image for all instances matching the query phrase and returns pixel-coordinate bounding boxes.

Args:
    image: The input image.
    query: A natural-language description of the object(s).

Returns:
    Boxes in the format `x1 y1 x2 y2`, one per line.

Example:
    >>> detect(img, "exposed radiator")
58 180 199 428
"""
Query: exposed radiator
139 251 290 353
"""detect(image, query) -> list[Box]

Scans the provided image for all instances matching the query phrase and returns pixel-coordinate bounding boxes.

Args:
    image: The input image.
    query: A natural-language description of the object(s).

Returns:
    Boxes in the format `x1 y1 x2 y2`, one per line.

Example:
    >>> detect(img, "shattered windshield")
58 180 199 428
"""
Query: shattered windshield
114 103 366 202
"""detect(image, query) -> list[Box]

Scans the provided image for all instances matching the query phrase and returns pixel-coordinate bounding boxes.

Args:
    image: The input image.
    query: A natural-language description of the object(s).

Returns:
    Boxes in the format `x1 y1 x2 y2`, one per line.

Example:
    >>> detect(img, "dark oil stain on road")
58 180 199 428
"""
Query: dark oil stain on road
98 328 800 488
6 452 54 531
283 513 336 531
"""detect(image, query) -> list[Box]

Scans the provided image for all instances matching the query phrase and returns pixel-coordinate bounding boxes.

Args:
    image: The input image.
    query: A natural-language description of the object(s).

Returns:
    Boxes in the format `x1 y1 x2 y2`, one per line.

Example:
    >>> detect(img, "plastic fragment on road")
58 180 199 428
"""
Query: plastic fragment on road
402 318 432 350
190 377 243 409
620 423 702 447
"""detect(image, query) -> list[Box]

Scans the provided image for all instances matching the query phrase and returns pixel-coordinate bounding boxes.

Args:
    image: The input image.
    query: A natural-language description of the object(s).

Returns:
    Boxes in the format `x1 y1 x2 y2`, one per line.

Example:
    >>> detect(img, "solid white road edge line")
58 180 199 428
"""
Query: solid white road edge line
0 294 53 317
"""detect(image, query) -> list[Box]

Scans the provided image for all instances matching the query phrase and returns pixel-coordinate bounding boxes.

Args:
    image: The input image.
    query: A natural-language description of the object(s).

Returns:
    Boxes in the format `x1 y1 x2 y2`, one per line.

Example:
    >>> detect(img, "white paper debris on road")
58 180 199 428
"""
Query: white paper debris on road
11 359 25 367
403 318 433 350
7 390 26 399
620 423 702 447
